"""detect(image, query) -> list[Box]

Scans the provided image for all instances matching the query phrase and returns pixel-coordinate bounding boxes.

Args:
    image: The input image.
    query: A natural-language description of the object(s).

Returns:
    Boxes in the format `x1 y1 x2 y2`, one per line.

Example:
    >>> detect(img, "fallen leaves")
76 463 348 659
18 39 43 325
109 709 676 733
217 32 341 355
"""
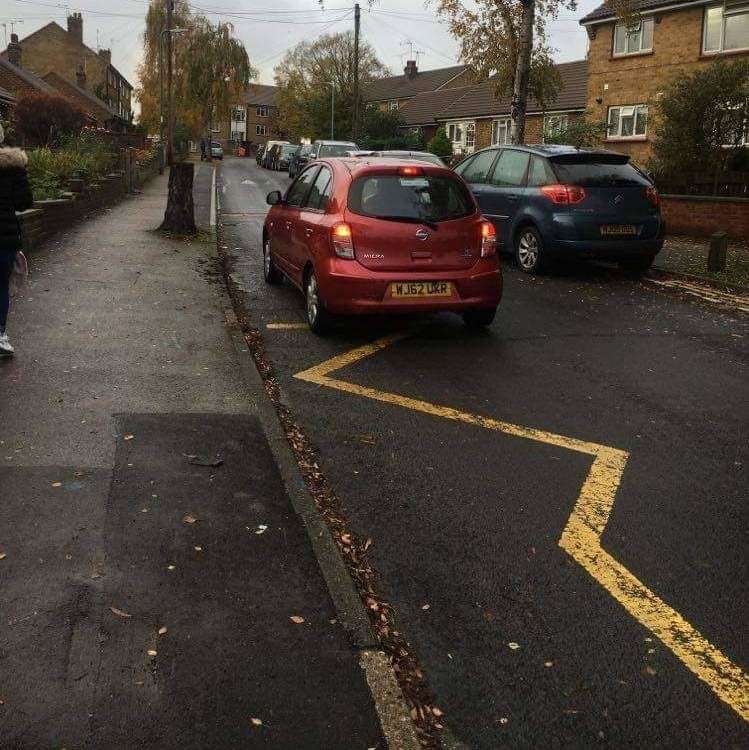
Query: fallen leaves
250 717 262 727
51 482 62 488
289 615 305 624
255 525 268 535
0 552 6 561
194 545 203 552
421 604 431 611
508 642 521 650
147 649 157 657
183 514 197 525
158 626 168 635
109 607 132 618
124 434 134 441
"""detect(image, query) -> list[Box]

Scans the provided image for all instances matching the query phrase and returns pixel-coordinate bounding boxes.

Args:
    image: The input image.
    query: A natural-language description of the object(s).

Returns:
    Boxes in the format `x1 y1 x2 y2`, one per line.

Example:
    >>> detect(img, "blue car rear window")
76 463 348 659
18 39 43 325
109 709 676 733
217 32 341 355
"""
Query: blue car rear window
551 159 650 187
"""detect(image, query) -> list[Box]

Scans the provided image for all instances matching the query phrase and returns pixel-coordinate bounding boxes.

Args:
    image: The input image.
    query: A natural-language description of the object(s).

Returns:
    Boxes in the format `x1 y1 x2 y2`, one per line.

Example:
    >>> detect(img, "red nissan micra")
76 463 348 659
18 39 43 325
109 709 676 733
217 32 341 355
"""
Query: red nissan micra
262 158 502 333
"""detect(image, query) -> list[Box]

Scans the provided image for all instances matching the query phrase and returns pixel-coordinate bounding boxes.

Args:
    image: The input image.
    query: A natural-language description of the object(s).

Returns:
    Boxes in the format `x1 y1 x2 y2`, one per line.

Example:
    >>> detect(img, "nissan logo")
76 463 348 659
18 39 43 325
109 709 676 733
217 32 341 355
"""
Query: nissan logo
415 228 430 241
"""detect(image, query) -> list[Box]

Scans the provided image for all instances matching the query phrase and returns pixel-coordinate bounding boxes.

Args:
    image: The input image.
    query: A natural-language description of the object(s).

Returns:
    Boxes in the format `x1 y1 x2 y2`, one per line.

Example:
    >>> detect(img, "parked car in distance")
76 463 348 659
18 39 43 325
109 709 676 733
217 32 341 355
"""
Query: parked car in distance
273 143 299 172
289 144 314 179
454 144 664 274
262 159 502 333
210 141 223 160
262 140 290 168
310 140 359 160
356 150 446 167
255 143 267 166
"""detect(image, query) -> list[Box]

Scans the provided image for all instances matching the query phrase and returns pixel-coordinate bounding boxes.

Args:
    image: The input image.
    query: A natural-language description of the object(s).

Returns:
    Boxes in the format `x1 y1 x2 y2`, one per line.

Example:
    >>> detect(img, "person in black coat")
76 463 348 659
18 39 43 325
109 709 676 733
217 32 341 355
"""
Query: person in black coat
0 124 34 358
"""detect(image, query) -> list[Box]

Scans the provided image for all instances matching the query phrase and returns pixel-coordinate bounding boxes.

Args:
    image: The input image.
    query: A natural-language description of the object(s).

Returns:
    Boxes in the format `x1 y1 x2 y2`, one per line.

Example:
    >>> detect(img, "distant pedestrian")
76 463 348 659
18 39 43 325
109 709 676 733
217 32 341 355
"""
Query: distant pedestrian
200 137 206 161
0 123 33 358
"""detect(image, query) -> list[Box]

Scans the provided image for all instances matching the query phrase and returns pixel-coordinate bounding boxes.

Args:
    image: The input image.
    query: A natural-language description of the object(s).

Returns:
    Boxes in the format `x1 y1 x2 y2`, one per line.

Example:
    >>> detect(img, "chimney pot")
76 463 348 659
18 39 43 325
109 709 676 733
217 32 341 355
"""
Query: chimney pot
404 60 418 79
76 63 86 88
7 33 21 67
67 12 83 45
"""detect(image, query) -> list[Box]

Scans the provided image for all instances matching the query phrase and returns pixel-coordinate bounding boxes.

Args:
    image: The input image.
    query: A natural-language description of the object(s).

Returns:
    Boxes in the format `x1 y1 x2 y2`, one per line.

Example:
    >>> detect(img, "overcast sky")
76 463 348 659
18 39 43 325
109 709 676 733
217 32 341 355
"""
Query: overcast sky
2 0 603 90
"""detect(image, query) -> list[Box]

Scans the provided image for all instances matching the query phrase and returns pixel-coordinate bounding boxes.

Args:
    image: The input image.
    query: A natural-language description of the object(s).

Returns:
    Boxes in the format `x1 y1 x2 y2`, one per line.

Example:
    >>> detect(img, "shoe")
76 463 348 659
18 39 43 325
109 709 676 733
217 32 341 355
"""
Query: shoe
0 332 14 357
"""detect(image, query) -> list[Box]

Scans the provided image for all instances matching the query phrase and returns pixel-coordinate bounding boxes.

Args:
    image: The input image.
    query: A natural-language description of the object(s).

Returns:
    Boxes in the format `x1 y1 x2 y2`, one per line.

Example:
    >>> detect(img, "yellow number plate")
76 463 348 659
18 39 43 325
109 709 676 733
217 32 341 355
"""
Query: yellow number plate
389 281 453 298
600 224 637 236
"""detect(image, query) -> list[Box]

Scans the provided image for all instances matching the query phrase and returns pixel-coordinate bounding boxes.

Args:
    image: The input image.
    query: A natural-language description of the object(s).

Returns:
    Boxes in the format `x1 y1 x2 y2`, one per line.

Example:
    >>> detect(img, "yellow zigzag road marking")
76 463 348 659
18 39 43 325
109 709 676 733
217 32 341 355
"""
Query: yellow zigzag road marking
295 333 749 722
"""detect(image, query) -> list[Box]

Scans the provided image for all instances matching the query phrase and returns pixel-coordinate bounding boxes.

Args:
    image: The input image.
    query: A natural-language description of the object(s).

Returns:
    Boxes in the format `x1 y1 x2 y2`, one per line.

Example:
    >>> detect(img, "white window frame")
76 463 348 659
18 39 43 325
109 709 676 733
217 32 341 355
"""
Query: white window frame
613 17 654 56
256 124 267 136
389 100 399 111
543 113 569 141
491 117 511 145
446 120 475 154
607 104 649 140
256 105 269 117
702 2 749 54
231 106 245 122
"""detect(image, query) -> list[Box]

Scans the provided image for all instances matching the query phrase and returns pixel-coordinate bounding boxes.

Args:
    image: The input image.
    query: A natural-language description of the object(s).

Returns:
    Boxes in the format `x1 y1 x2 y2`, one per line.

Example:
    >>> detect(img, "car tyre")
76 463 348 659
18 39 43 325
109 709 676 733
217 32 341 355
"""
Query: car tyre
263 239 283 285
515 225 546 274
305 270 333 334
463 307 497 328
619 255 655 275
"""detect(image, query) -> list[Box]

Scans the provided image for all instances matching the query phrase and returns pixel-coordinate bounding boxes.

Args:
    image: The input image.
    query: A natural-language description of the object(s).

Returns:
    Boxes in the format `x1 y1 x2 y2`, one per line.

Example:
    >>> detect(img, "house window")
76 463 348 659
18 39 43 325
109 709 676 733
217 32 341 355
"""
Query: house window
257 105 269 117
613 17 654 55
232 106 245 122
491 118 511 145
544 114 569 141
465 122 476 148
607 105 648 139
256 124 267 135
703 3 749 53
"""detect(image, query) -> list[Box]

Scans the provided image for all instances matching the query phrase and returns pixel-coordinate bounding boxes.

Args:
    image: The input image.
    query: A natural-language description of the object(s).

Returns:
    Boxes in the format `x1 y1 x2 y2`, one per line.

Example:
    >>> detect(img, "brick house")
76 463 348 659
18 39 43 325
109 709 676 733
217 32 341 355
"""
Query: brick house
0 52 58 101
0 85 14 115
247 84 281 146
0 13 132 125
397 60 588 156
364 61 472 113
580 0 749 164
42 71 120 130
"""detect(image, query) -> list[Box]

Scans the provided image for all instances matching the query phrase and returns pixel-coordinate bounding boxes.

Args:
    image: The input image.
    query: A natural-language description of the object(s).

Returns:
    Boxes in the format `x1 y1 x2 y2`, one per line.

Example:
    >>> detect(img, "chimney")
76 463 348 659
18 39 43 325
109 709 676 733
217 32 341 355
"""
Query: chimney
76 63 86 88
98 48 111 66
67 12 83 45
7 33 21 67
404 60 418 79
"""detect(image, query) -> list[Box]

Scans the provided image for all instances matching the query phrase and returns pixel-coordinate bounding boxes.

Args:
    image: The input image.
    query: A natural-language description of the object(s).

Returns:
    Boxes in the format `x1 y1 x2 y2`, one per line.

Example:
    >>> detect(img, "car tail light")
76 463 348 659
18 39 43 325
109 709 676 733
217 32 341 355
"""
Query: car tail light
331 222 355 259
480 220 497 257
646 186 659 207
398 166 423 176
540 184 586 204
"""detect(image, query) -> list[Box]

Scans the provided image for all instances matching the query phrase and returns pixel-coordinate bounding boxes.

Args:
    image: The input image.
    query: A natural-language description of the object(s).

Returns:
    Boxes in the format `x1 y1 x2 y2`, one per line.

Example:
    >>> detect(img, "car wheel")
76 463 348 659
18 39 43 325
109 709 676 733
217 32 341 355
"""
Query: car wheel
619 255 655 275
263 239 283 285
463 307 497 328
305 270 333 334
515 225 547 274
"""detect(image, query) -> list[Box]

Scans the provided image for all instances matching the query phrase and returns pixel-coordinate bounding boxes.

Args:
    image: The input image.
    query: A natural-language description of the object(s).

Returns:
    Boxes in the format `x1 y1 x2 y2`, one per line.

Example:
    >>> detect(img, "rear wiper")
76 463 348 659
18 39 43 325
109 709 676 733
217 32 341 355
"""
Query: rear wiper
373 215 438 230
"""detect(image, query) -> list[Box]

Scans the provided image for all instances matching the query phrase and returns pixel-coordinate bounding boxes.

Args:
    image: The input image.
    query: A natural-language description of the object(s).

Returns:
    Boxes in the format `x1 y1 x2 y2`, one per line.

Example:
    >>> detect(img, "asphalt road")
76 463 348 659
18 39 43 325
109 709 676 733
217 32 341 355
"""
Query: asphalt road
220 157 748 749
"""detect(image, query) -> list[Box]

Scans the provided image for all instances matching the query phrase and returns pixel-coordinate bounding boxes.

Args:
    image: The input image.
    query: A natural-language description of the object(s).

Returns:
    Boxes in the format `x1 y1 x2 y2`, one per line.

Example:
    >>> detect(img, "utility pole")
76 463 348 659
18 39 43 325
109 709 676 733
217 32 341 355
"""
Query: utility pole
166 0 175 166
352 3 360 140
158 36 164 173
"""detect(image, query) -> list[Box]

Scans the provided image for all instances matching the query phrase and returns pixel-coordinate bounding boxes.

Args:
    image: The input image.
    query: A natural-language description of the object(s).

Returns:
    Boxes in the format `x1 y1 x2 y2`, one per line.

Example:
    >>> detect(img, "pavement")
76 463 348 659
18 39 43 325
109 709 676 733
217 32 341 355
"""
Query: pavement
0 166 386 749
219 157 749 749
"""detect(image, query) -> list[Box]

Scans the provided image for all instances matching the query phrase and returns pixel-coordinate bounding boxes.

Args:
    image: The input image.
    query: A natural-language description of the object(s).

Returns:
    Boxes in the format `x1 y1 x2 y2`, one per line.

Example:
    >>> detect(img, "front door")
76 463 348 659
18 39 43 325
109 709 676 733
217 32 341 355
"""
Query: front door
275 166 320 275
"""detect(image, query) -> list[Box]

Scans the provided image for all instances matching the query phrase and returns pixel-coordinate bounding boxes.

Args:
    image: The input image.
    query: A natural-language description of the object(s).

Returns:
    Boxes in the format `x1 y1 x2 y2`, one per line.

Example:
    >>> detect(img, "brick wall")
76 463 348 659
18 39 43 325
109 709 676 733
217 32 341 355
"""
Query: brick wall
17 166 158 252
660 195 749 242
0 65 42 98
586 8 749 164
245 104 280 146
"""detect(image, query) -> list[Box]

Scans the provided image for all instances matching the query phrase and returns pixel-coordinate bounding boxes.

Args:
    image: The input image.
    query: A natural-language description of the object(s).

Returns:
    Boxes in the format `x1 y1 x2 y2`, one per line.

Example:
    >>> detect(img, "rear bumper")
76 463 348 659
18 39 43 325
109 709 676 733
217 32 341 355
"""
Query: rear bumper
316 257 503 315
545 237 665 260
543 214 665 260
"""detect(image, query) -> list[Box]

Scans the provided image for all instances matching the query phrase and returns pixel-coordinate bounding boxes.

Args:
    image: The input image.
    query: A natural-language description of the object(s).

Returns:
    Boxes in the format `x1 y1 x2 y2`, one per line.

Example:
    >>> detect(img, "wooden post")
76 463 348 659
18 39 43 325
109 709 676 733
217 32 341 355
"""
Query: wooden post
708 231 728 273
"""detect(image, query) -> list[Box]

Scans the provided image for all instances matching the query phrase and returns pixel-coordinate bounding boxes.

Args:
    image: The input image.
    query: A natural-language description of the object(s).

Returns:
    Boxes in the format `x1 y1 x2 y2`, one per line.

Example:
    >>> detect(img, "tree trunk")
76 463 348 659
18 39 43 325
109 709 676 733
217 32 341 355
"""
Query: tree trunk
159 163 197 234
510 0 535 145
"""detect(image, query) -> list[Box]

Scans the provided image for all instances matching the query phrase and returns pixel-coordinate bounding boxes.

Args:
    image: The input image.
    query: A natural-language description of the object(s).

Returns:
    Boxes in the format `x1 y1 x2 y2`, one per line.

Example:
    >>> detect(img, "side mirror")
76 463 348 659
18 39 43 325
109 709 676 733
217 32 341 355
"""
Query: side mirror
266 190 283 206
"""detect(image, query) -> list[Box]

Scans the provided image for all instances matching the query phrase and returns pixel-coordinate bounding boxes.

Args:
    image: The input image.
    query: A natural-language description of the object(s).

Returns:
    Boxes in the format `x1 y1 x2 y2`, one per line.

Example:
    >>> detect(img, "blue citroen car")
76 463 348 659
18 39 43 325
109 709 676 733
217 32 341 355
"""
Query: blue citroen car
454 144 665 274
